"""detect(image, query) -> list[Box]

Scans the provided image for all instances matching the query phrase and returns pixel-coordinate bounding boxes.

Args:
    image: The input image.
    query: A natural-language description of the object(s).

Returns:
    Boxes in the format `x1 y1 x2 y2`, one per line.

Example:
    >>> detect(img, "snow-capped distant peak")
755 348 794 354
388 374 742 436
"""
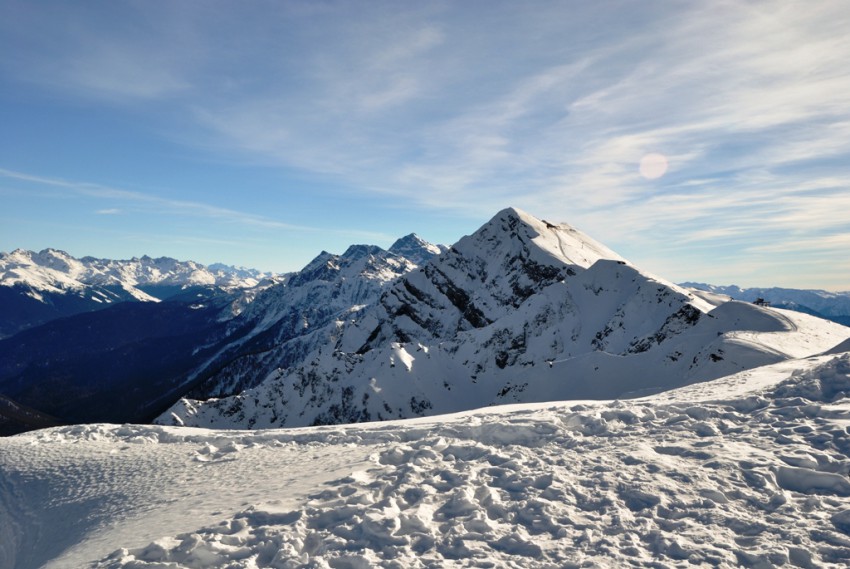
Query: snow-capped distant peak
0 248 86 293
207 263 271 282
0 249 273 301
388 233 447 266
341 244 386 261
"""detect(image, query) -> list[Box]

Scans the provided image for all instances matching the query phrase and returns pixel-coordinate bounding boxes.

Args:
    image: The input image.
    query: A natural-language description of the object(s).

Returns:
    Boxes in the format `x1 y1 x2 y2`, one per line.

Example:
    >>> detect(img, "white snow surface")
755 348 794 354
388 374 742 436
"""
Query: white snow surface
4 351 850 568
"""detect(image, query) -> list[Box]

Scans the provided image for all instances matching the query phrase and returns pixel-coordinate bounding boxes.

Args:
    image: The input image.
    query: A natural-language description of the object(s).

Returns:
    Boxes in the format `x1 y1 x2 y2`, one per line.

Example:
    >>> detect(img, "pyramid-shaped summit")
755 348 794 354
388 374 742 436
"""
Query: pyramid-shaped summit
460 206 626 269
388 233 446 266
366 207 642 341
161 208 850 430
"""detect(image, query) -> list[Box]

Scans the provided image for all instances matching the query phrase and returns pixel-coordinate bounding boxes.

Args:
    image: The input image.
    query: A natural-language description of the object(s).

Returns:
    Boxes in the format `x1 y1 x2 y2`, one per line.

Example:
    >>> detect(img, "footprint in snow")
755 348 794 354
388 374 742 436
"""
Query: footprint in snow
193 441 244 463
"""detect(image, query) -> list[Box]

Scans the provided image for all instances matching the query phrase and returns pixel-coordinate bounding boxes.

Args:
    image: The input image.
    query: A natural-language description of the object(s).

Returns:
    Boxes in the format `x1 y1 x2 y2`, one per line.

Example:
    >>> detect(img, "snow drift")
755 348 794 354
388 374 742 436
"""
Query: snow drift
3 352 850 567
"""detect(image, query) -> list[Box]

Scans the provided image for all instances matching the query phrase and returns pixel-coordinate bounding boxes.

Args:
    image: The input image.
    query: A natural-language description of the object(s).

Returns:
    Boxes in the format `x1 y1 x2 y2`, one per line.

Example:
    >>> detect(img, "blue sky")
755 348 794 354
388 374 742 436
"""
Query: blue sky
1 1 849 290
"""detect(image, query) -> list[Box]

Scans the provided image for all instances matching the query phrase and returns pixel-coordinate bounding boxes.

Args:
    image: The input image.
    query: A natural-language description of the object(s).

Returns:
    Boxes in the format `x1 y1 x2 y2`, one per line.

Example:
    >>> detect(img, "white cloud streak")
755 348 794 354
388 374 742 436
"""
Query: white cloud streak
0 168 392 242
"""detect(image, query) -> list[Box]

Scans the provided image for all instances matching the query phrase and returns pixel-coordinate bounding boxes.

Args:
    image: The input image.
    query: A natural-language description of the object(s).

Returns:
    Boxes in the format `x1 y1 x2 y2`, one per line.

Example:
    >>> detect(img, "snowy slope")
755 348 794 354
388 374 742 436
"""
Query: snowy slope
163 208 850 429
683 282 850 327
3 350 850 568
174 240 441 400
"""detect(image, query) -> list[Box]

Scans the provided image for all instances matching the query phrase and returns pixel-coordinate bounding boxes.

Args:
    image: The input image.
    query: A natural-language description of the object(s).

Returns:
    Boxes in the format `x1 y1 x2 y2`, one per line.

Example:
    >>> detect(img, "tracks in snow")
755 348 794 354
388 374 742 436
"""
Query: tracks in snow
94 355 850 568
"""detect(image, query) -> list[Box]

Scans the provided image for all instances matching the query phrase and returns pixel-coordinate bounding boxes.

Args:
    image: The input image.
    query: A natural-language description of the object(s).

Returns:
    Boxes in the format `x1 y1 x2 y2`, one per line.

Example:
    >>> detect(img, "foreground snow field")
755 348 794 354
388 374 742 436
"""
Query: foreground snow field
3 353 850 567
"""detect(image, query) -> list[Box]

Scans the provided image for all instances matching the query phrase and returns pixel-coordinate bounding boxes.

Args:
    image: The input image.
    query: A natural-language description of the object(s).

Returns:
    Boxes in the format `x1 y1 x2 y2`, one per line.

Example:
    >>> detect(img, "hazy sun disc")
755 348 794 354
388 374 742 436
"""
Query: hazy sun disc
639 153 668 180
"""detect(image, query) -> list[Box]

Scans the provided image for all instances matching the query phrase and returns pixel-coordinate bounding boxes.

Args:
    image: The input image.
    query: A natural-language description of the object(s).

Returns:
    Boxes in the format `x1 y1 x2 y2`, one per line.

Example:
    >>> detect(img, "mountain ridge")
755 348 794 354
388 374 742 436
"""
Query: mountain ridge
0 234 447 434
161 208 850 430
1 248 274 292
176 237 442 400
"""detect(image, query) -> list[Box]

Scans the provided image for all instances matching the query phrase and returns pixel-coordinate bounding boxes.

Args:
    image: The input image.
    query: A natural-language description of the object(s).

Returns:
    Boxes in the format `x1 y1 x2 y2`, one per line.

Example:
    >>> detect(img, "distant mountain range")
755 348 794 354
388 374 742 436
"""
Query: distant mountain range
0 236 443 434
2 214 849 436
0 248 275 339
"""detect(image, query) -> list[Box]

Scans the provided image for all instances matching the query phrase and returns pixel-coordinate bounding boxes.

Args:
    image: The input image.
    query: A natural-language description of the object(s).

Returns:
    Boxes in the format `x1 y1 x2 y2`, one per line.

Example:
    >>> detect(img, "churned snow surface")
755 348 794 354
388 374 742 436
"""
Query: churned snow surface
4 352 850 568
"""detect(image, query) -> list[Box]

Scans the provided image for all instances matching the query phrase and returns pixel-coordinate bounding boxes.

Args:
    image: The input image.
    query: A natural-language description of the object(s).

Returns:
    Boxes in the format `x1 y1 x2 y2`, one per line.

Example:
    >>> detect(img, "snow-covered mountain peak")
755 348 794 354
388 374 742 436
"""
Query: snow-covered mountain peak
470 209 708 314
397 207 640 327
388 233 446 266
31 248 84 275
1 248 86 292
207 263 269 283
288 245 414 290
162 207 850 431
461 206 626 270
180 241 429 398
341 244 386 261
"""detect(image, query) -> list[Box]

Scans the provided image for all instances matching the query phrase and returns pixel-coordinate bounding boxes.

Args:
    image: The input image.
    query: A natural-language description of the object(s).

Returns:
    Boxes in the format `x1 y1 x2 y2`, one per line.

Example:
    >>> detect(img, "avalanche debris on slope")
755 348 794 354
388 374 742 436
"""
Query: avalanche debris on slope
3 352 850 568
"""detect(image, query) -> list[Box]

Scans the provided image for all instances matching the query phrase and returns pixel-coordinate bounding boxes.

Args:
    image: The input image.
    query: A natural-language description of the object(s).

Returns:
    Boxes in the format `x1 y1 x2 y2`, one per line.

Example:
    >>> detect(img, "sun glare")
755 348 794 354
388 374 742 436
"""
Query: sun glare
639 153 668 180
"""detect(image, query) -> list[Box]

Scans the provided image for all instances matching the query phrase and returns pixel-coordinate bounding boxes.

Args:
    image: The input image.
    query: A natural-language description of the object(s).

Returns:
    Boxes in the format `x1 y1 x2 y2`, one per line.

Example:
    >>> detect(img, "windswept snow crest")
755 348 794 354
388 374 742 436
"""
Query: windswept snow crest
163 208 850 430
3 351 850 567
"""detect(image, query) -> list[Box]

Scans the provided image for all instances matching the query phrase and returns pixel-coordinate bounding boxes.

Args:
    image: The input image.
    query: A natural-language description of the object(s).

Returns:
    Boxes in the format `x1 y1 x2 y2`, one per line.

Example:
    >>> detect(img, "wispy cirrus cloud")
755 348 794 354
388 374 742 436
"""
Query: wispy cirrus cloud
177 2 850 235
0 167 292 228
0 168 392 242
9 1 846 219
